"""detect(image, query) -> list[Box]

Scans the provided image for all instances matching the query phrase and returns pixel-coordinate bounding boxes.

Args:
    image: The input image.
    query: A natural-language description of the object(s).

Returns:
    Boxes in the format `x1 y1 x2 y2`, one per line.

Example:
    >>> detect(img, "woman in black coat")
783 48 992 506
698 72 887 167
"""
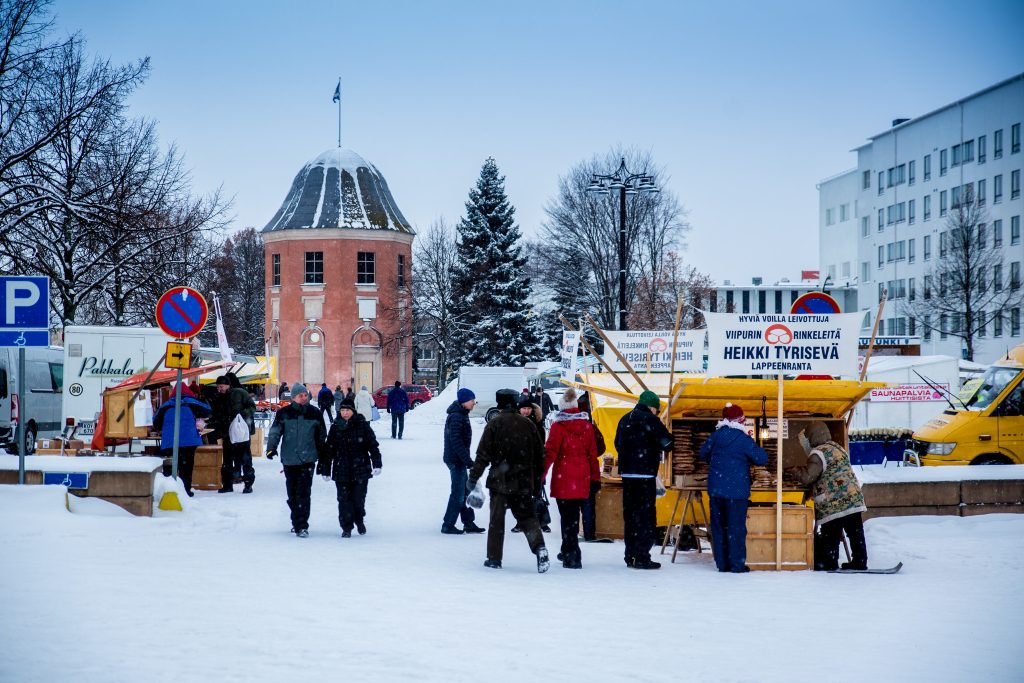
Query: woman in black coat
317 398 382 537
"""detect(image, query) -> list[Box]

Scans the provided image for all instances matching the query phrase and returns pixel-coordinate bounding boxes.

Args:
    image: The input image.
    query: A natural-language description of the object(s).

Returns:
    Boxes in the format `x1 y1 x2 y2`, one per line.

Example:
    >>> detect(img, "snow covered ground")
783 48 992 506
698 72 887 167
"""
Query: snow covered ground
2 396 1023 683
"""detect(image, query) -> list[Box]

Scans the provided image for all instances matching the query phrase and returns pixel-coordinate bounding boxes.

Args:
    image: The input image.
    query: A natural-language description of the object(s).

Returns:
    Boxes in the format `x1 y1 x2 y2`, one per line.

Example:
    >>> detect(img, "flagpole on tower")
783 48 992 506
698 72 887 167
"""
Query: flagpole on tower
334 77 342 148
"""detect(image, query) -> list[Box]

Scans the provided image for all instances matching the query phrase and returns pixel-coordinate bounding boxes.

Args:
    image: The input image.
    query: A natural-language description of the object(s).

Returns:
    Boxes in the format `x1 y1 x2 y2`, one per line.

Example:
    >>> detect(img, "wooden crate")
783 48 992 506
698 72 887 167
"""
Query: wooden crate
102 390 152 439
594 480 624 540
745 505 813 571
191 445 223 490
250 428 265 457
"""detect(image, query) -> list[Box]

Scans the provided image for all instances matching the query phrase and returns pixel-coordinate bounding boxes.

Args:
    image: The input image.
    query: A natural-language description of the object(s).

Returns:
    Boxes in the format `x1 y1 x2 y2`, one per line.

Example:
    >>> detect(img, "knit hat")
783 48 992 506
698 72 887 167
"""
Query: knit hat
216 375 230 386
173 382 194 399
722 402 745 423
517 395 534 411
559 387 578 411
805 421 832 447
457 388 475 404
291 382 309 398
638 390 660 410
338 397 356 412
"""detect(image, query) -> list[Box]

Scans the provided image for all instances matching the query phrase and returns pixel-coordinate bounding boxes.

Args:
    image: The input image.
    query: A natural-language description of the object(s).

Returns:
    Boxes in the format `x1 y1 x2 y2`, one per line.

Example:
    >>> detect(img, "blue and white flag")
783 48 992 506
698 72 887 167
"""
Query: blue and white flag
332 83 341 103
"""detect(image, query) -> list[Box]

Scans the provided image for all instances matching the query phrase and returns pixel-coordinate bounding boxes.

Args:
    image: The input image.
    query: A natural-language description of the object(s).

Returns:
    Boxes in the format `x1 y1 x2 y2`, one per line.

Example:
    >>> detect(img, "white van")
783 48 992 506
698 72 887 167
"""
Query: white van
0 346 64 453
457 365 527 420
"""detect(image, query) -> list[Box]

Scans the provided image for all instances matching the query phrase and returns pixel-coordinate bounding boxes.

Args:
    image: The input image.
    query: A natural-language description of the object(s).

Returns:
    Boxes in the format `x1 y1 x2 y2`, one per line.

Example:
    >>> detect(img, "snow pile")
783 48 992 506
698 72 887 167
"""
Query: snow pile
0 454 164 473
856 463 1024 483
152 474 190 515
409 381 459 425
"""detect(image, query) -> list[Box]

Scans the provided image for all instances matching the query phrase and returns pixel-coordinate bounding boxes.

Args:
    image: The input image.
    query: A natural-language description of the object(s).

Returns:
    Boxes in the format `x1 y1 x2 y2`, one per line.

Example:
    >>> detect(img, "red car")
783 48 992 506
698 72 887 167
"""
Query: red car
372 384 432 410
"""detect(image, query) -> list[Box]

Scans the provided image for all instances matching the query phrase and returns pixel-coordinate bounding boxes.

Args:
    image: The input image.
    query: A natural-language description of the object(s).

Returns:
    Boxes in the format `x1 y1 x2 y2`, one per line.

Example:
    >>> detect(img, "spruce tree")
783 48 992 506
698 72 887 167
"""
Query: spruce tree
451 158 535 367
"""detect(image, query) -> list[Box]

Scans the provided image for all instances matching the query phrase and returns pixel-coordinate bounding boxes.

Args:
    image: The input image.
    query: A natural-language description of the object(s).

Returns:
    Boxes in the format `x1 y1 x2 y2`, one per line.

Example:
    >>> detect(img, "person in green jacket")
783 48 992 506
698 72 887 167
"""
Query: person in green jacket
213 373 257 493
266 383 327 538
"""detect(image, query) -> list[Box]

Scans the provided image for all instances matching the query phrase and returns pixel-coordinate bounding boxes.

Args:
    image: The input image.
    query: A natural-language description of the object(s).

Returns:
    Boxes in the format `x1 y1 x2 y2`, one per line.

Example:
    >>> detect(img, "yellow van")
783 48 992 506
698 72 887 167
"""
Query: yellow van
912 345 1024 465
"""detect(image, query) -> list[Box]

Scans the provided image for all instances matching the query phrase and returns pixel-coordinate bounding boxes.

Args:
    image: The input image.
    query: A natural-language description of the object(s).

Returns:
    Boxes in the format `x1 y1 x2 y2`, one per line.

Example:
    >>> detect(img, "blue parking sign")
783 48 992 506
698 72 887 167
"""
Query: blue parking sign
0 276 49 329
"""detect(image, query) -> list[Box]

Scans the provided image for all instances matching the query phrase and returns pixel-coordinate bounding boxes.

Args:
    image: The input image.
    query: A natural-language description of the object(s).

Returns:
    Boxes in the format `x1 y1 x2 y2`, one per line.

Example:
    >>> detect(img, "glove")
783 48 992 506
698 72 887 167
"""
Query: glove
590 480 602 495
371 467 381 477
266 449 277 460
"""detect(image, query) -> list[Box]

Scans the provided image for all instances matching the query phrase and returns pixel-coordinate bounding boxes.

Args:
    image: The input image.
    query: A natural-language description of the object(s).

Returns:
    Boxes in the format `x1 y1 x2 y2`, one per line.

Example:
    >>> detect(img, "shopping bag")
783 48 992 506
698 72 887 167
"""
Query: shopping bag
371 405 380 421
535 489 552 526
466 480 485 509
228 414 249 444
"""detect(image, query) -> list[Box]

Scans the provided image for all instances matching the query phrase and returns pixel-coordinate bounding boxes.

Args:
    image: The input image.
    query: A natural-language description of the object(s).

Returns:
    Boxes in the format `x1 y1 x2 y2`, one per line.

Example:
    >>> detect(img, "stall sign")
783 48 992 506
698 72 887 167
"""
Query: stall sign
704 312 863 377
742 417 789 439
560 331 581 381
603 329 705 373
869 383 949 402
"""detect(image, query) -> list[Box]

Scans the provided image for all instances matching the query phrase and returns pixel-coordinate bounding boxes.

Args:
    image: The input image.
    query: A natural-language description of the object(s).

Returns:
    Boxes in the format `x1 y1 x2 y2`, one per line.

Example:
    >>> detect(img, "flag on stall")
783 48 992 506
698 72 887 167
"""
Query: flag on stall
213 294 233 363
332 83 341 103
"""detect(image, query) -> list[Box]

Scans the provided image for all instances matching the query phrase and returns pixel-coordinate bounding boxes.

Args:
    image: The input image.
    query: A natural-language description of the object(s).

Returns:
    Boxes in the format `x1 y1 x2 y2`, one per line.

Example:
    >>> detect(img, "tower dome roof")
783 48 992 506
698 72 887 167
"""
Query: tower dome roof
263 148 413 233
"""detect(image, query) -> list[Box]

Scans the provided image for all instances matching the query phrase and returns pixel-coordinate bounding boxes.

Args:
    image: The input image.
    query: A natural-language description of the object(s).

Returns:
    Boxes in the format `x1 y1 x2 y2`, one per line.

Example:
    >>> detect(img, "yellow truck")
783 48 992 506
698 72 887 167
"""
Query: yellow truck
912 345 1024 465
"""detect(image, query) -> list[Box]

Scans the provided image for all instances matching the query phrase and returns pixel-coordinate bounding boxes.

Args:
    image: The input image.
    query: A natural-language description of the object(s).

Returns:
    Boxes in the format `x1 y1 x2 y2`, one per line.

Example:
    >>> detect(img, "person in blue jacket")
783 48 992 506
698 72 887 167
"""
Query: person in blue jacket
699 402 768 573
153 383 212 497
386 380 410 439
441 388 485 534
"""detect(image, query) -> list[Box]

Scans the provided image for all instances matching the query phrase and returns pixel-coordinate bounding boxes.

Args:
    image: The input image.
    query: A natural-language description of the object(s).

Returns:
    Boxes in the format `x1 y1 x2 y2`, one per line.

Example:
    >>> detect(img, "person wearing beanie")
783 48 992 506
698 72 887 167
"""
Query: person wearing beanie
152 384 212 497
265 382 326 538
318 395 382 537
513 394 551 534
468 388 551 572
577 392 611 544
543 386 600 568
441 387 485 534
613 391 673 570
699 403 768 573
787 421 869 571
210 373 257 493
386 380 410 439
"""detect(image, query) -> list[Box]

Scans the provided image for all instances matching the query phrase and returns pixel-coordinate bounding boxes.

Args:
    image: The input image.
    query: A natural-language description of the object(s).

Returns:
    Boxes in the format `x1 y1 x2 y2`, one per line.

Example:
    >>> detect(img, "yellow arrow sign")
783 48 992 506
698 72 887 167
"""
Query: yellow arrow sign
165 341 193 370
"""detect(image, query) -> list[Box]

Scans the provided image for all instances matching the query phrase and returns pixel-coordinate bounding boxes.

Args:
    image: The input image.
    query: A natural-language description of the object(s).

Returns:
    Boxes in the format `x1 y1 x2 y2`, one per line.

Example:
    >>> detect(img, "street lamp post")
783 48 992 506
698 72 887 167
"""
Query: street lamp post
586 157 659 330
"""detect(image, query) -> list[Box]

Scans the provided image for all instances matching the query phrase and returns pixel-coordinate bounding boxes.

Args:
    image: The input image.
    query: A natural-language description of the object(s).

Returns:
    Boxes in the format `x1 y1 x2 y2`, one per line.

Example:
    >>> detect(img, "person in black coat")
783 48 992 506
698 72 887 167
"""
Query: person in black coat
441 388 485 534
699 403 768 573
614 391 673 570
317 398 382 537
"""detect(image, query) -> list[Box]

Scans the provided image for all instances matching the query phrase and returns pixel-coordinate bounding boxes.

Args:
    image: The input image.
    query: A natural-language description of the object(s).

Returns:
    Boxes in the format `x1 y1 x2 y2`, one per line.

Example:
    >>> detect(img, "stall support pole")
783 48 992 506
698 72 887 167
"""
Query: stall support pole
171 367 183 480
17 346 26 485
776 372 783 571
585 314 650 392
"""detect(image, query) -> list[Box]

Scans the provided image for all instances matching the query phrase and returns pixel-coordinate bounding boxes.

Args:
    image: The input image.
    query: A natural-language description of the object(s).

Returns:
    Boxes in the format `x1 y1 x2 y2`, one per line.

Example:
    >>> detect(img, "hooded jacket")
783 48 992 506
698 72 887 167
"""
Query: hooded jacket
543 408 600 499
266 401 326 466
443 400 473 468
153 396 212 450
319 412 382 482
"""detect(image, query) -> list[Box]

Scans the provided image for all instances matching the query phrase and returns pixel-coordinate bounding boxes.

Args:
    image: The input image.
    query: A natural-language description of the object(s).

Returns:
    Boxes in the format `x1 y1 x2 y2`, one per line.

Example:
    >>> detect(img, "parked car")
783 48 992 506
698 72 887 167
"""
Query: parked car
372 384 433 410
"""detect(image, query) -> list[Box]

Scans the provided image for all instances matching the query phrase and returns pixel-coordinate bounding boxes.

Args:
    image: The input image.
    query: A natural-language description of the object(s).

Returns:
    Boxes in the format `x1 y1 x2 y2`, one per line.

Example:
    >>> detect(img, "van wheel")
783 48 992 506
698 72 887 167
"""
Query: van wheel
485 408 500 422
25 426 37 455
971 454 1012 465
411 400 423 409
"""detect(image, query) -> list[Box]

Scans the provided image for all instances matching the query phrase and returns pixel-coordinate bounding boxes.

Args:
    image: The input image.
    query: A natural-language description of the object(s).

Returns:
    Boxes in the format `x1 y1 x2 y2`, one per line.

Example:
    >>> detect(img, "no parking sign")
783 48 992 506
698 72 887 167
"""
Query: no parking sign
155 287 208 339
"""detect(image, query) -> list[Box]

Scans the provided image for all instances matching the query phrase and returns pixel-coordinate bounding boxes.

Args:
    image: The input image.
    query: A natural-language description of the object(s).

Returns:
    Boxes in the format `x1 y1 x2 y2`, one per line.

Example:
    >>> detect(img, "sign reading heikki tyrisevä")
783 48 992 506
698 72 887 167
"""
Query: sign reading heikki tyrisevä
560 331 581 381
602 329 705 373
703 312 863 377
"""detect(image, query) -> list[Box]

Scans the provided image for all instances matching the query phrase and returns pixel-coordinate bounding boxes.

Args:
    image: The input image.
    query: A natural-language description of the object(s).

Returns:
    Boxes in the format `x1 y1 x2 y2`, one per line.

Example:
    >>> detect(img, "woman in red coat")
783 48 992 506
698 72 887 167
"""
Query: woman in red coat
543 388 600 569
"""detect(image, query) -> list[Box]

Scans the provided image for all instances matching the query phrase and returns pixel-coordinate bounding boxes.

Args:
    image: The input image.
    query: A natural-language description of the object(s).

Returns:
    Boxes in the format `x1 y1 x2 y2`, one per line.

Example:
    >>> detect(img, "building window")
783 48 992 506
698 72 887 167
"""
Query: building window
952 144 961 167
726 290 734 312
304 251 324 284
995 264 1003 292
923 194 931 220
979 266 988 294
1013 216 1021 246
825 208 835 226
1012 170 1021 200
908 238 916 263
878 209 884 230
940 190 947 217
994 174 1003 203
841 261 851 278
1013 262 1021 291
995 128 1004 158
1013 123 1021 154
741 290 750 314
272 254 281 287
861 216 869 237
978 178 987 206
861 262 870 283
995 311 1003 337
774 290 782 314
994 219 1003 247
977 223 987 249
940 149 948 176
863 170 871 190
758 290 766 314
909 277 916 301
951 185 962 209
940 231 948 258
1013 309 1021 337
923 234 931 260
357 252 376 284
908 160 916 185
923 154 931 181
878 171 884 195
878 245 884 268
924 275 932 299
924 314 932 341
397 254 406 288
908 199 915 224
840 203 849 222
979 135 987 163
940 314 948 340
878 283 885 302
963 139 974 163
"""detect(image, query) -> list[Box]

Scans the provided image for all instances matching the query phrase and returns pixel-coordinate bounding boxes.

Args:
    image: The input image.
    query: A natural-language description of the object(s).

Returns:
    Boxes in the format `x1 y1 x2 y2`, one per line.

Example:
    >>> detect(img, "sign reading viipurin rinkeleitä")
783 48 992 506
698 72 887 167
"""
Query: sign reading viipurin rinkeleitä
703 312 864 377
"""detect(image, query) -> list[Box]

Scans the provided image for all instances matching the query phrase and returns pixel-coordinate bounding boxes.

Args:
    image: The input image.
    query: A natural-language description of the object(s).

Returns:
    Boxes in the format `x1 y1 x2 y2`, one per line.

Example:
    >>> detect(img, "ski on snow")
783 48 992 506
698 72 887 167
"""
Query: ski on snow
829 562 903 575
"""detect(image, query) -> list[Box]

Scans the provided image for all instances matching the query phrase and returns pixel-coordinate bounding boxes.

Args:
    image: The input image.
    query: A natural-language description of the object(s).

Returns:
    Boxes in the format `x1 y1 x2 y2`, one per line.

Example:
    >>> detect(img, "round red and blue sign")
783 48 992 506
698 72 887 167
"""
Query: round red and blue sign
155 287 208 339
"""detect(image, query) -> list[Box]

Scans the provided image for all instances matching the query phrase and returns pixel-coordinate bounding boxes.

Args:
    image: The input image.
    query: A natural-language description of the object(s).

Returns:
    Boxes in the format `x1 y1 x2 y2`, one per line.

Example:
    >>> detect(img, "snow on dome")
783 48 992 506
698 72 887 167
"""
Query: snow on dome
263 147 413 234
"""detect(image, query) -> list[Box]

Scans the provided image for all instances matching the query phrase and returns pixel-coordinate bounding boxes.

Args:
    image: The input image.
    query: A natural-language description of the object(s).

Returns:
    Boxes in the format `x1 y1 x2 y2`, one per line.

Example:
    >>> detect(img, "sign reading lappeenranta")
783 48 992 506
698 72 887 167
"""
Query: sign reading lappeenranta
560 331 581 381
603 329 705 373
704 312 863 377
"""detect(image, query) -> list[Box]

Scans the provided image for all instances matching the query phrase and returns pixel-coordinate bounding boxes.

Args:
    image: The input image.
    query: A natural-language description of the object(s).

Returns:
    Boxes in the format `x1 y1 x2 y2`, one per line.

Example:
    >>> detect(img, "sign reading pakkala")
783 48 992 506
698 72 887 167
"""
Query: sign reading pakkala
704 312 863 377
603 329 705 373
560 331 581 381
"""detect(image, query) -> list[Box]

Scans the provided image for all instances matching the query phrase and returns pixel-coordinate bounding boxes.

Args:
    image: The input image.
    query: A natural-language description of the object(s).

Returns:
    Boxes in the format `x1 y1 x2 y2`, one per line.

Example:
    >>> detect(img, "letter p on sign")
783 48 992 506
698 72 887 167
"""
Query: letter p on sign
0 277 49 328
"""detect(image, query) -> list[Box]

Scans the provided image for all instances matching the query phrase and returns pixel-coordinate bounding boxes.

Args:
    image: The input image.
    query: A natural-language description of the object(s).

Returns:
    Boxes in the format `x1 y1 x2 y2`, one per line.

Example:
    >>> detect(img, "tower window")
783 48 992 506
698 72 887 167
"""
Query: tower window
304 251 323 284
357 252 376 284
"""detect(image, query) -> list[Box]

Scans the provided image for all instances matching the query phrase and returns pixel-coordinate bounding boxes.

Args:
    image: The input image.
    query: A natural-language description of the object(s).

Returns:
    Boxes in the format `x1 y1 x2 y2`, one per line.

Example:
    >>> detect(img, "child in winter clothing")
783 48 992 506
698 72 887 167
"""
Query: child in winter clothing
698 403 768 573
318 398 382 537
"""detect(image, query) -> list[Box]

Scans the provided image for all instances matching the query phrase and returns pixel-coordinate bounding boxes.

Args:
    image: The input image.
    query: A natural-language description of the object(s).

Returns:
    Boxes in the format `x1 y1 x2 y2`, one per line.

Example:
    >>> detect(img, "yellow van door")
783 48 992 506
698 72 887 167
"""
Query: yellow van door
995 382 1024 465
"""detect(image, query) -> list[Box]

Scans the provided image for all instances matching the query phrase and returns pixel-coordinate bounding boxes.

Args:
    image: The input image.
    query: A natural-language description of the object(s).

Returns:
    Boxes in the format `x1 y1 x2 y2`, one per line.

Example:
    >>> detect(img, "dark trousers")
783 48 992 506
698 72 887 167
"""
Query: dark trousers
487 491 545 564
708 496 750 572
221 439 255 488
320 403 334 423
622 477 657 564
816 512 868 570
160 446 196 493
335 478 369 532
582 487 598 540
284 463 315 532
442 464 475 529
556 498 585 565
391 411 405 438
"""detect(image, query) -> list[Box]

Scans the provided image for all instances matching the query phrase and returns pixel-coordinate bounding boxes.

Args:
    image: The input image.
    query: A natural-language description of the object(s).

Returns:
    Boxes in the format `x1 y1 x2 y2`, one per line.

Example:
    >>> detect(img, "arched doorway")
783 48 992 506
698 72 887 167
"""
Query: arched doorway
351 324 382 392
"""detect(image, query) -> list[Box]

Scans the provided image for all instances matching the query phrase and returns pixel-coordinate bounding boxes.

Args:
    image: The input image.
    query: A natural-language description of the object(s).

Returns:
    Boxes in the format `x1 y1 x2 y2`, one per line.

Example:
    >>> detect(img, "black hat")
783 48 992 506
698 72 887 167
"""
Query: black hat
517 395 534 411
216 376 230 386
394 380 402 387
495 389 519 409
338 398 356 412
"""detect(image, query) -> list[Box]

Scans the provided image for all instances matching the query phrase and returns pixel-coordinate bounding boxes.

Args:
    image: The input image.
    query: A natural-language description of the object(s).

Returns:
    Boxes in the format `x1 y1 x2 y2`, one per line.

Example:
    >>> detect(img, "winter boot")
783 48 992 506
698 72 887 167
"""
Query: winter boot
536 547 550 574
217 485 233 493
483 559 502 569
356 521 366 535
341 530 352 538
242 483 253 494
441 525 464 535
296 529 309 538
463 522 485 534
632 559 661 570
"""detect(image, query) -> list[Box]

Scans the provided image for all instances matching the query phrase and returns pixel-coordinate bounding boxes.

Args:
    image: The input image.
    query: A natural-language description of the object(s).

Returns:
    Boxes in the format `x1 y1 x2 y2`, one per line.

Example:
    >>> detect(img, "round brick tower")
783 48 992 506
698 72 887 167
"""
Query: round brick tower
263 148 414 396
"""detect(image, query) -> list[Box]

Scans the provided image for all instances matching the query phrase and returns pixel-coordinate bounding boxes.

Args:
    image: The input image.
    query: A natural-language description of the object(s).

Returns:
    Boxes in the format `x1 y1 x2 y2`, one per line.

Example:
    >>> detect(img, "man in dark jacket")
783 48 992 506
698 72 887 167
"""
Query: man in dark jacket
386 380 410 439
699 403 768 573
317 383 335 423
318 398 382 537
266 383 326 538
441 388 485 534
534 386 554 418
614 390 673 570
468 390 550 573
212 374 257 494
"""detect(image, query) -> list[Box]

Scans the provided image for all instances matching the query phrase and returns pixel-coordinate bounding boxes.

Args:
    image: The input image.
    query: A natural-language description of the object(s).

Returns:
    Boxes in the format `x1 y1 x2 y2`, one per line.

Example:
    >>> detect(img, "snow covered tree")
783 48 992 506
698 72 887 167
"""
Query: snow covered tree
410 219 461 386
200 228 265 355
451 158 535 367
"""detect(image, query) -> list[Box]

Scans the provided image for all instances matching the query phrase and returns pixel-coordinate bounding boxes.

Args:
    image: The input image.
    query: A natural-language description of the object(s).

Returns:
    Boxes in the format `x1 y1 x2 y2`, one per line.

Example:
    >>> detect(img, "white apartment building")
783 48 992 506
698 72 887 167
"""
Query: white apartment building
707 275 857 316
819 73 1024 363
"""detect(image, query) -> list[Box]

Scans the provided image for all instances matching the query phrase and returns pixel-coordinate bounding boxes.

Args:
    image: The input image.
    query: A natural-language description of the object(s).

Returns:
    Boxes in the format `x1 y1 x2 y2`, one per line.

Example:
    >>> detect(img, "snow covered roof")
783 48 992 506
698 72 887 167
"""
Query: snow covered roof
262 147 414 234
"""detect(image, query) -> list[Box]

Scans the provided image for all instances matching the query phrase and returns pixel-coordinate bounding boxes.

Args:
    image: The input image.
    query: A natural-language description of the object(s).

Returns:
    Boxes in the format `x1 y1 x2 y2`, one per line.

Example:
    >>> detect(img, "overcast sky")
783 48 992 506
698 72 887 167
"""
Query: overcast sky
52 0 1024 284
